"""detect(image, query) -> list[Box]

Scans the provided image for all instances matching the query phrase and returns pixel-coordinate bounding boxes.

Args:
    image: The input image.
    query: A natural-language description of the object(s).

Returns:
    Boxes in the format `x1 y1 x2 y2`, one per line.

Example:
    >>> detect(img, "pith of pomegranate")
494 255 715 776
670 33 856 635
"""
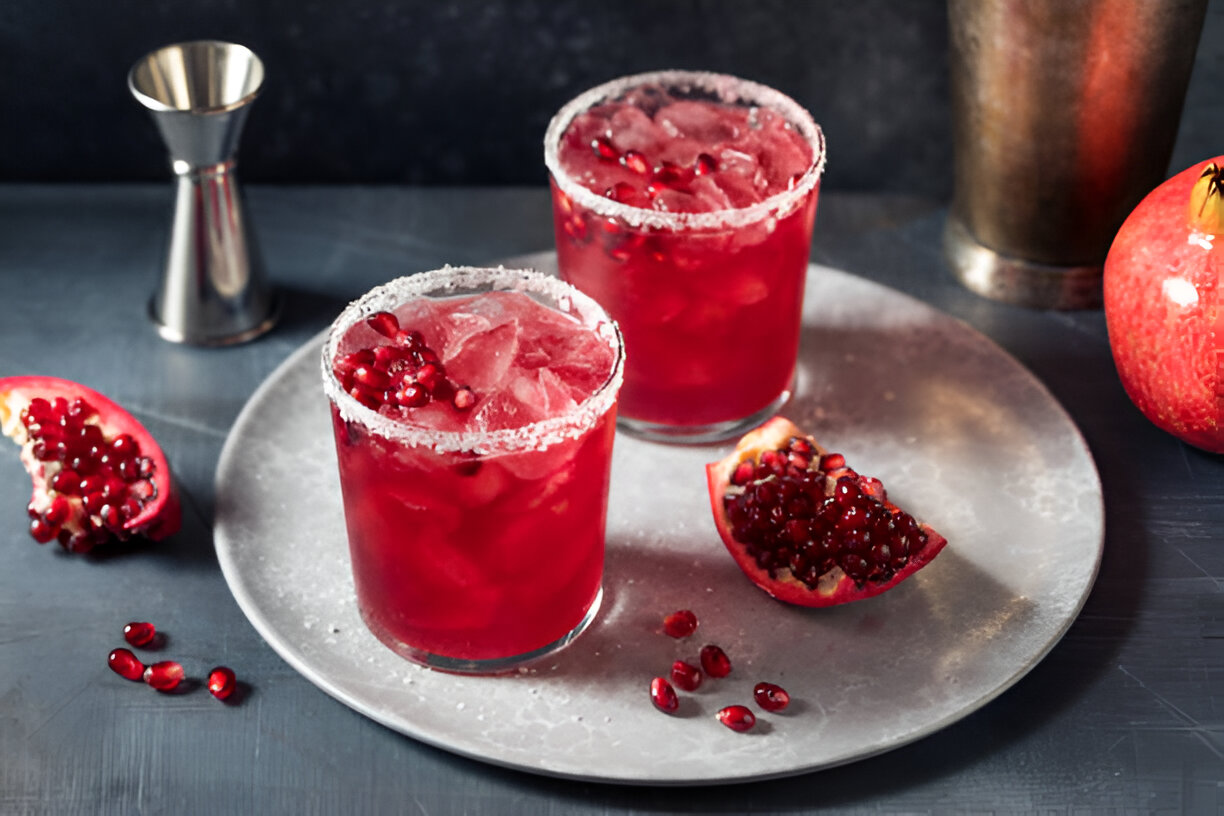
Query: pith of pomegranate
706 417 947 607
0 377 181 553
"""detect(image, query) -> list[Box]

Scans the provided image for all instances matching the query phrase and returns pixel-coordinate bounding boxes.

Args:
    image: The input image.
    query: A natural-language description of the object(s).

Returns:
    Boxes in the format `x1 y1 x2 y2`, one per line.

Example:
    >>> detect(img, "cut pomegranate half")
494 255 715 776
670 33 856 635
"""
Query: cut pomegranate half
0 376 181 553
706 417 946 607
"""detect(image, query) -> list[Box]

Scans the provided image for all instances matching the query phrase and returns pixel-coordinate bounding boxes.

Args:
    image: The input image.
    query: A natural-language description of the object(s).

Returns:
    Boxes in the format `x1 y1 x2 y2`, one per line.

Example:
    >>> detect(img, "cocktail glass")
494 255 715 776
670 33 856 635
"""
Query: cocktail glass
545 70 825 443
321 266 624 674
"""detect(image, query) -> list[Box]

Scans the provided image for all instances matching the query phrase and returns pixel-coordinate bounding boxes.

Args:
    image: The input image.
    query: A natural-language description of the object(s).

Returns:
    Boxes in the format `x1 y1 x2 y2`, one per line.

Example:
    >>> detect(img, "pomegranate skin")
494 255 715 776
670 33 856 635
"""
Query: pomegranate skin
0 376 182 546
1104 157 1224 453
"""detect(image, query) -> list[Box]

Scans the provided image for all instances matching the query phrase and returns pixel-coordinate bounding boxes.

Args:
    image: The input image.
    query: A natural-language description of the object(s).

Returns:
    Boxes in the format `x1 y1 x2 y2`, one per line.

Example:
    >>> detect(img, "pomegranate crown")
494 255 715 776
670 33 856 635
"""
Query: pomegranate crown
1189 162 1224 236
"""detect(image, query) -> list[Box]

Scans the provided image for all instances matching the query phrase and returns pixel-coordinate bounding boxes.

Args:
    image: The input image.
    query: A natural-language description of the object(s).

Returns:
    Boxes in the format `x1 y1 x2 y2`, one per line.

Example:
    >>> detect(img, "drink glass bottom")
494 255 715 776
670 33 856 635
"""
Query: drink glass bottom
359 588 604 676
617 388 791 445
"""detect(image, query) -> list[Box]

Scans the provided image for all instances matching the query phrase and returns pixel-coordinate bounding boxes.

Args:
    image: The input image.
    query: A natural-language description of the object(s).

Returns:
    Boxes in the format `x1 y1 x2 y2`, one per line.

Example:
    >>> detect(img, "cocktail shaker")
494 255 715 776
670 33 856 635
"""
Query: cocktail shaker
944 0 1207 309
129 40 279 345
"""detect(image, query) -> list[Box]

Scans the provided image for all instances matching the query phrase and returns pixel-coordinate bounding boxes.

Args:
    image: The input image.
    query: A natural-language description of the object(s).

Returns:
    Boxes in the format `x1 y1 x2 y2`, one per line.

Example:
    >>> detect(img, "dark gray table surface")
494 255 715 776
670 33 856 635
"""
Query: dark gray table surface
1 184 1220 814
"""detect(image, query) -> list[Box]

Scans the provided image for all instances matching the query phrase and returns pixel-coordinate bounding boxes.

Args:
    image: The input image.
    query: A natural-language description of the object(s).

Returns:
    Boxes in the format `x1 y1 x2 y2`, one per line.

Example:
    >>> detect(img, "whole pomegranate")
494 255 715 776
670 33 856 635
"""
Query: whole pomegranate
1104 159 1224 453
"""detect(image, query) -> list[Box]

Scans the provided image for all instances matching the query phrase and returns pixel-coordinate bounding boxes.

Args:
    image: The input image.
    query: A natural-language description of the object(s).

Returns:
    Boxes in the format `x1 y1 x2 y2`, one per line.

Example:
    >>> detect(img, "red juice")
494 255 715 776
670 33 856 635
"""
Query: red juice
545 71 825 442
322 267 624 673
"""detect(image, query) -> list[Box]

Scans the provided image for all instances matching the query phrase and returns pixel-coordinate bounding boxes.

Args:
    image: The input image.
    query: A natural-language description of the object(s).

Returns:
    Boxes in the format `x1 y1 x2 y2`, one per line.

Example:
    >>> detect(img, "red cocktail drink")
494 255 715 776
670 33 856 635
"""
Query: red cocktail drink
545 71 825 442
322 267 624 674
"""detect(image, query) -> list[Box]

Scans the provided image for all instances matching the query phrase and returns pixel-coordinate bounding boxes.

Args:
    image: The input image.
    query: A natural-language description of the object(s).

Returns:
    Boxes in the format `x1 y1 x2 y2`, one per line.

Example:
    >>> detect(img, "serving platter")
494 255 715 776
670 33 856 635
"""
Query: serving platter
214 254 1103 784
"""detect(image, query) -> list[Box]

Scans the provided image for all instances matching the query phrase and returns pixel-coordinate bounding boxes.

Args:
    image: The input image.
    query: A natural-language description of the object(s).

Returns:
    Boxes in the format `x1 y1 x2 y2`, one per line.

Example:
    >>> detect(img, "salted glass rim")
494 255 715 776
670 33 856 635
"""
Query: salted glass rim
543 69 827 232
321 265 625 455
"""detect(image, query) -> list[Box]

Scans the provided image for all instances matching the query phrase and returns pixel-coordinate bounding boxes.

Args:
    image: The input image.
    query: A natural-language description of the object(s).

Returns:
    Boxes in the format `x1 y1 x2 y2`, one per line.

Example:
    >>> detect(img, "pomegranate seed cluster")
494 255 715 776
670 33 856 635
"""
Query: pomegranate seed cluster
19 396 160 553
105 620 238 701
650 609 789 733
332 311 476 414
724 436 928 588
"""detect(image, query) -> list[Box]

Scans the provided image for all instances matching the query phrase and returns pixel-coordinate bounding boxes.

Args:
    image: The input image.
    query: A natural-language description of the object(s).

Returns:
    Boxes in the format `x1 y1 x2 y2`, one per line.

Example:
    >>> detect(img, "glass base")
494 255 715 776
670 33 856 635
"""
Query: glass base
616 389 791 445
362 587 603 675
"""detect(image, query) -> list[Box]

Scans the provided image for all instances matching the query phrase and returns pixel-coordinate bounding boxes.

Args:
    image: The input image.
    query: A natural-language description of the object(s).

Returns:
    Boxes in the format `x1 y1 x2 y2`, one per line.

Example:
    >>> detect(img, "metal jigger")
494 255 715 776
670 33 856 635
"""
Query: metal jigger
129 40 279 345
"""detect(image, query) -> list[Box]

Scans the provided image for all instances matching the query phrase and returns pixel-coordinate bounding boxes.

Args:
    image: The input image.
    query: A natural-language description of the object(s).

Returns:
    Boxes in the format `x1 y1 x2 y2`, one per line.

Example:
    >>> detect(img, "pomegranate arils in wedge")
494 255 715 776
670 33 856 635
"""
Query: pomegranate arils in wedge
650 676 679 713
753 681 790 712
123 621 156 648
716 705 756 732
143 661 184 692
670 660 703 692
662 609 698 638
333 316 476 415
208 666 237 700
108 648 145 681
700 644 732 678
707 417 947 608
1 377 181 553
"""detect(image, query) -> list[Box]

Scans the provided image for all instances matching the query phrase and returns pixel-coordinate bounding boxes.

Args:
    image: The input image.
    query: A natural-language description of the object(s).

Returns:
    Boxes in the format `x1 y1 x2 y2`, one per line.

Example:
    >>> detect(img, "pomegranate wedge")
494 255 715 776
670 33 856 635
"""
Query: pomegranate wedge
706 417 946 607
0 376 181 553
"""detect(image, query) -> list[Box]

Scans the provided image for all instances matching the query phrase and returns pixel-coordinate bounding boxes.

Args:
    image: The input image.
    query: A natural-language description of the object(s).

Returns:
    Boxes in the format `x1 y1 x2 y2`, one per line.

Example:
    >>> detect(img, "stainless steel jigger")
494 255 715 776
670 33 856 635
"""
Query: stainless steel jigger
129 40 279 345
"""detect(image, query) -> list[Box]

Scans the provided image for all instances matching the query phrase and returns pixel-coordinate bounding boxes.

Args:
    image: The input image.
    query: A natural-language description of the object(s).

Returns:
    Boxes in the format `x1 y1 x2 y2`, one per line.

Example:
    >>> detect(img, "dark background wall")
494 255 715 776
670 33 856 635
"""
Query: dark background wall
3 0 1220 195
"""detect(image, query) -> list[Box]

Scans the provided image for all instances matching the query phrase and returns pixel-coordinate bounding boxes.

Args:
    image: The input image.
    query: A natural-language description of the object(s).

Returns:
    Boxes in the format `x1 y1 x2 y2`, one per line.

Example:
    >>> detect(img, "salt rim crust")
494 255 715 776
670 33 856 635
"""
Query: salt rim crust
543 69 827 232
320 266 625 455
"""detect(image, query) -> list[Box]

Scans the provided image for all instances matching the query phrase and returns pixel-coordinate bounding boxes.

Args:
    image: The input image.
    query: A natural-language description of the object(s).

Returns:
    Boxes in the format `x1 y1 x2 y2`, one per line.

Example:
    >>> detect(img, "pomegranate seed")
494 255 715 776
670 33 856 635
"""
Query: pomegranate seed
414 363 442 391
621 150 650 175
650 676 679 713
700 644 732 678
452 387 477 411
395 329 424 349
29 518 55 543
108 648 145 681
123 621 156 648
563 214 589 242
591 136 617 161
207 666 237 700
50 469 81 495
670 660 702 692
110 433 138 457
396 385 429 408
652 161 690 187
44 495 71 526
662 609 698 638
731 461 755 486
143 661 184 692
716 705 756 732
366 311 400 338
819 452 843 470
694 153 718 176
753 681 791 711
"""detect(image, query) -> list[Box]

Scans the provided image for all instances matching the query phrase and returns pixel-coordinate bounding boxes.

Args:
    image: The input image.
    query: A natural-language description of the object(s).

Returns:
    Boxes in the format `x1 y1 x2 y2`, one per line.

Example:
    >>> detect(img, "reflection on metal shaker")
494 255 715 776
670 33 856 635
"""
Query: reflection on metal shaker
944 0 1207 309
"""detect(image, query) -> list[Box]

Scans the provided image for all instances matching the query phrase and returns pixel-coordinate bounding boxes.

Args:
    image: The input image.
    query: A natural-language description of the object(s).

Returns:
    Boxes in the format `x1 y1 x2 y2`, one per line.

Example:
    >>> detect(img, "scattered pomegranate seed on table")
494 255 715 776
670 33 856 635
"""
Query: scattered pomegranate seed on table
143 661 184 692
716 705 757 732
650 677 679 713
122 621 156 648
107 648 145 681
207 666 237 700
670 660 703 692
699 644 732 678
753 682 791 712
662 609 698 638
